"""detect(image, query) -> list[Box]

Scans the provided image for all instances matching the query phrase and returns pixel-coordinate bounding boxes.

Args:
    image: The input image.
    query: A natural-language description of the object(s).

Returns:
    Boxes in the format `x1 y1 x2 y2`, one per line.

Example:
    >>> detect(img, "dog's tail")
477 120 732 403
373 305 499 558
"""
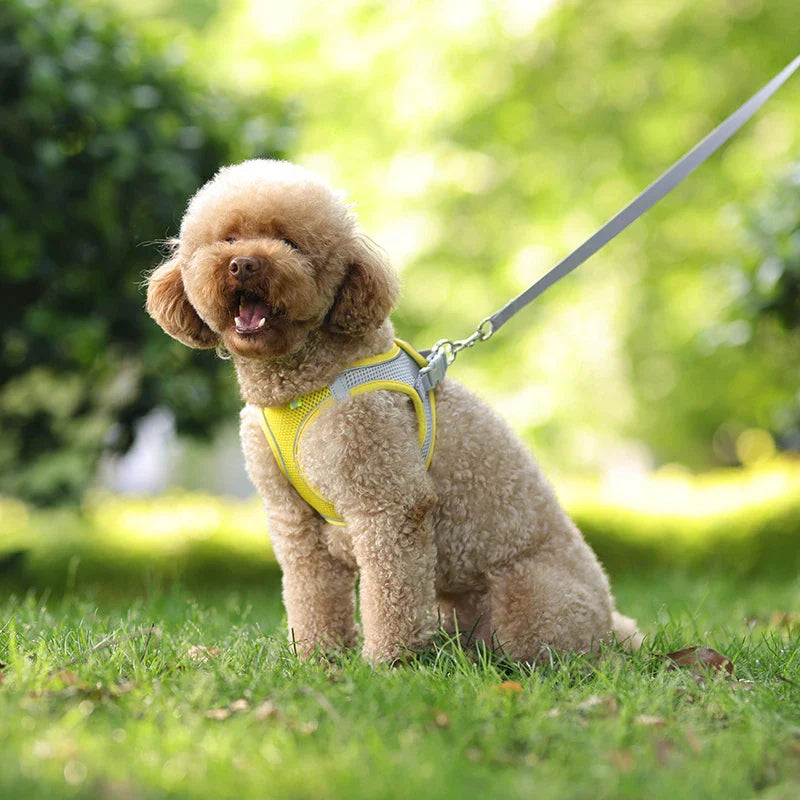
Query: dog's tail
610 611 644 651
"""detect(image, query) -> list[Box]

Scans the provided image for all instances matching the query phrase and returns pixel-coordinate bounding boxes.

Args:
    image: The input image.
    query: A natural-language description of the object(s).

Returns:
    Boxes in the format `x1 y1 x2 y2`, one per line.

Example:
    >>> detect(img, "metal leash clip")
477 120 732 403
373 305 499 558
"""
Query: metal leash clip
416 317 494 392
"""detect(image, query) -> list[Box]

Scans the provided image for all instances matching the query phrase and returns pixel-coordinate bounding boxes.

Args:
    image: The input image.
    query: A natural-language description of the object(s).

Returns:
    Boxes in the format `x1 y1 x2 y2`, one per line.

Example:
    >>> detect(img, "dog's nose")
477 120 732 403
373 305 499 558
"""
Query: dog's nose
229 256 258 280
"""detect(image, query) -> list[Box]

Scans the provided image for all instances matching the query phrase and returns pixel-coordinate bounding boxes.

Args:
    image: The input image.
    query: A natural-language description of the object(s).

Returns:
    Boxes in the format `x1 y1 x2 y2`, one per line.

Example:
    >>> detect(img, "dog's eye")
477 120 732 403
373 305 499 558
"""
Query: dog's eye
282 238 299 251
224 236 237 244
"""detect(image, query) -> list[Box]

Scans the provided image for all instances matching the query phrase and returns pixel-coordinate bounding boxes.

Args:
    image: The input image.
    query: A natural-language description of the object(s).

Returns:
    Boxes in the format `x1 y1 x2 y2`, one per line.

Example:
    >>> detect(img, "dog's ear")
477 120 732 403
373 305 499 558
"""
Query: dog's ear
327 238 399 336
145 256 218 349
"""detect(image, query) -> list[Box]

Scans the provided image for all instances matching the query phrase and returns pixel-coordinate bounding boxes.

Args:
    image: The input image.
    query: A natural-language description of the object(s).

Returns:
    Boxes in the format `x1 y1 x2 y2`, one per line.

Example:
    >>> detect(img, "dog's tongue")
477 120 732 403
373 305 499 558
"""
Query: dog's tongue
235 297 271 331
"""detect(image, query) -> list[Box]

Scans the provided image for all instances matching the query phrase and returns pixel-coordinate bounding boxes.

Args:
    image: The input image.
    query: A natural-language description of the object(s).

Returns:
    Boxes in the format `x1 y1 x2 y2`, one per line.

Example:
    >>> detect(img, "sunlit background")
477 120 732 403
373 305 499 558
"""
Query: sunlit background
1 0 799 579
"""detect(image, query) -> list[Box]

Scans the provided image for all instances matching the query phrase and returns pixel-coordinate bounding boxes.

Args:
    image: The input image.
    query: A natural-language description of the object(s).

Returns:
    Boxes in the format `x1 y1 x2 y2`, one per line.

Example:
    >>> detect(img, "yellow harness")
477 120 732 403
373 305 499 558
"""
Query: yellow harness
258 339 436 526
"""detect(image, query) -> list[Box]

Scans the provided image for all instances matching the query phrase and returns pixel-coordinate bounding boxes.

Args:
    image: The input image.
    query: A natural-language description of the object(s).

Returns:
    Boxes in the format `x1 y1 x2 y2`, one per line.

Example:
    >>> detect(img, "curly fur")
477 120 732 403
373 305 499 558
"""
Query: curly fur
146 158 642 664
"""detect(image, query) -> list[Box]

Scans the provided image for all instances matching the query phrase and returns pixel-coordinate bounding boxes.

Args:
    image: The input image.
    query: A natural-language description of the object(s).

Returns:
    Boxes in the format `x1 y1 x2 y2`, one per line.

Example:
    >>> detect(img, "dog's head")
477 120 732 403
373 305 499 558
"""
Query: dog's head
145 159 398 358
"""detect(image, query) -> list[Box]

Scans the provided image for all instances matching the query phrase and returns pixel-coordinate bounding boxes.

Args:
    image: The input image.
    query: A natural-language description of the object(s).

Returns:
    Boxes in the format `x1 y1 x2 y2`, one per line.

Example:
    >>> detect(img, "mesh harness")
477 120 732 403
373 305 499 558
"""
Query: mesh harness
257 339 436 526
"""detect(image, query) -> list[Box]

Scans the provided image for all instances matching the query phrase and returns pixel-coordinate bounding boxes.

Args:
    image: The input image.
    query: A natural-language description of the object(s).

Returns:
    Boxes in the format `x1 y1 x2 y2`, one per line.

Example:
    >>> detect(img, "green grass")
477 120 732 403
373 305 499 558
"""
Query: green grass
1 569 799 800
2 464 799 798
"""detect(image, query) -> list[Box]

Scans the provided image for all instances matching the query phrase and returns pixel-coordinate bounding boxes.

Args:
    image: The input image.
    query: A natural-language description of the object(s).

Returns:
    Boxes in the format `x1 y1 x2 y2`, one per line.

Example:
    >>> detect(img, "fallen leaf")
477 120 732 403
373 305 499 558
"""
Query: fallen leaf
187 646 220 662
634 714 666 727
253 700 277 721
296 720 318 735
663 647 734 677
232 755 250 772
493 681 524 695
654 739 675 766
683 727 703 754
746 612 800 631
608 749 633 773
729 680 755 692
770 611 800 630
544 708 561 719
56 670 81 687
229 699 251 713
204 708 231 720
578 694 618 716
432 710 450 728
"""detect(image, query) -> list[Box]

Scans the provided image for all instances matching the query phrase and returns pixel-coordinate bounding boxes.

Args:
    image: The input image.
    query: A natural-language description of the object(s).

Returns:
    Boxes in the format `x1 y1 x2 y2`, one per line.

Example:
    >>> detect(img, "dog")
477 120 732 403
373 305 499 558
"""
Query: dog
146 158 641 664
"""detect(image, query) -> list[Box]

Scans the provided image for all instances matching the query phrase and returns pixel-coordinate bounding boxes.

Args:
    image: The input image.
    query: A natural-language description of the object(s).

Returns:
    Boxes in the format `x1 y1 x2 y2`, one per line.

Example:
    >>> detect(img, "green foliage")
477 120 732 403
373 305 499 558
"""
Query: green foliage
2 459 799 591
405 0 800 470
183 0 800 473
729 159 800 449
0 492 277 591
0 0 294 504
741 162 800 328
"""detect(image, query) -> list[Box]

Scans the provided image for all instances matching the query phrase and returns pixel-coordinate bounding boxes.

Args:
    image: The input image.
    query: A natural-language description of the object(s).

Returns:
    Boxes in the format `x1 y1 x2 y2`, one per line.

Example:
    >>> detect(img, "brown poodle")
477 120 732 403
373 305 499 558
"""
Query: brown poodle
146 159 641 664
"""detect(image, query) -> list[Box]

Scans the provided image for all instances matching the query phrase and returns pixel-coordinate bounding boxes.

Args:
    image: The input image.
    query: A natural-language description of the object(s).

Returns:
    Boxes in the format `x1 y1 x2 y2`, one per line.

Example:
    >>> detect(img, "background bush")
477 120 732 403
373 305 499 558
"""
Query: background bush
2 0 799 509
0 0 294 504
2 458 799 591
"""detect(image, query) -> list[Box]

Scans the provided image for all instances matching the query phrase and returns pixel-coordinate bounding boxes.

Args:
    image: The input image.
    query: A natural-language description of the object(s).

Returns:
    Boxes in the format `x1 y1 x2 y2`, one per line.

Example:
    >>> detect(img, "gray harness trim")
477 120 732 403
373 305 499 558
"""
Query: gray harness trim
329 346 434 465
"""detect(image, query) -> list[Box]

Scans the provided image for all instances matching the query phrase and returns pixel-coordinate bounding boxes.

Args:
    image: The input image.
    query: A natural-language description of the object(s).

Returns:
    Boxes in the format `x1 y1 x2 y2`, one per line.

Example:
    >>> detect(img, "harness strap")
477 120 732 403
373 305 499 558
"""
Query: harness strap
259 339 436 526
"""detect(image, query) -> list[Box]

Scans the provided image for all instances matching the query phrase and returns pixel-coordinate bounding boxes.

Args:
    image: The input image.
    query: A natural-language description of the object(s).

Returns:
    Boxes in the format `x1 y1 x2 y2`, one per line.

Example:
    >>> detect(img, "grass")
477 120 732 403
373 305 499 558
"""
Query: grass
2 463 799 798
1 568 799 800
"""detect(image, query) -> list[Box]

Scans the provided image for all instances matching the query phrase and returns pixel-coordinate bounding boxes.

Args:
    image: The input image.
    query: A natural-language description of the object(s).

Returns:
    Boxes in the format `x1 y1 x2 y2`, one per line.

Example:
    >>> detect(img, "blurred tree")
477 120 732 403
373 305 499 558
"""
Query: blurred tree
0 0 294 503
402 0 800 471
730 157 800 453
165 0 799 474
740 159 800 330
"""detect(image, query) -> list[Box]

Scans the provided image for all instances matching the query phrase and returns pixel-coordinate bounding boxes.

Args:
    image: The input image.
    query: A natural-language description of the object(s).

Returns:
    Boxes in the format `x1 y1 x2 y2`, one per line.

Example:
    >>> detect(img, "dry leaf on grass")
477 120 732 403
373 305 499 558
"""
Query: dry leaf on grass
56 670 82 687
663 647 734 677
187 645 220 663
747 612 800 631
204 708 231 721
634 714 666 727
493 681 524 695
577 695 618 716
432 710 450 728
253 700 277 721
205 698 252 720
684 727 703 754
608 749 633 773
112 679 136 696
295 720 318 735
654 738 675 765
206 698 275 722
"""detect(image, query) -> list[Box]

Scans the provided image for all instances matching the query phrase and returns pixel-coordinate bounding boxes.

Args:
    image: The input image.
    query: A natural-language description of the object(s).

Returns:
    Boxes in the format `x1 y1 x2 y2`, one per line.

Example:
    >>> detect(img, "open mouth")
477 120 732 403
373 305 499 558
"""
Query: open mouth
234 292 275 335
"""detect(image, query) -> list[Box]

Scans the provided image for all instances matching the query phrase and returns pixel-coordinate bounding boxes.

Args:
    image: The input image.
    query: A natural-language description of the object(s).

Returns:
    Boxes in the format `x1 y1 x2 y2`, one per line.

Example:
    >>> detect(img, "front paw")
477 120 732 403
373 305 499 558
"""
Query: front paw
361 631 433 666
290 625 360 660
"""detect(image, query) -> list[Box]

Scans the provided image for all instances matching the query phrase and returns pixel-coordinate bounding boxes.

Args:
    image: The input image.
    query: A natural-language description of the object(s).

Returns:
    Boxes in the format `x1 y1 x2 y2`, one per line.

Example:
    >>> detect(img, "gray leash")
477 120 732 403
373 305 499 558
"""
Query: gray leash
417 53 800 394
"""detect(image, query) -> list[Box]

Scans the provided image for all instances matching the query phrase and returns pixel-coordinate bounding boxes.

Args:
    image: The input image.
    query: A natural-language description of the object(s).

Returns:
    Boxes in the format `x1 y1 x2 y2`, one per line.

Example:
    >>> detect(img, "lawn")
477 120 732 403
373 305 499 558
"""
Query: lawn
1 569 799 799
1 467 799 799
